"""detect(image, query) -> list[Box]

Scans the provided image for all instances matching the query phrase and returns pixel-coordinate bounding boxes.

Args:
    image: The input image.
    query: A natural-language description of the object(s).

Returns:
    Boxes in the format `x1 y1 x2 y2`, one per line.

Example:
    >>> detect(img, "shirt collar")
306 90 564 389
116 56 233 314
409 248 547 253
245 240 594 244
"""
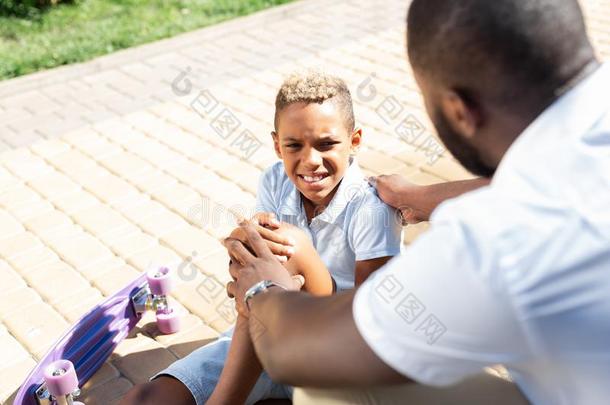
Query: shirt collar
278 157 368 223
494 62 610 184
278 179 302 216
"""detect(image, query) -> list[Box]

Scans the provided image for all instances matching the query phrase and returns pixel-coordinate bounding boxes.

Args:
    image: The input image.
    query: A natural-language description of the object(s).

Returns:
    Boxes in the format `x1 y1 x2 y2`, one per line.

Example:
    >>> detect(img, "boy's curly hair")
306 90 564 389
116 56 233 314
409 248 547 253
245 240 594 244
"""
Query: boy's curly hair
274 70 355 133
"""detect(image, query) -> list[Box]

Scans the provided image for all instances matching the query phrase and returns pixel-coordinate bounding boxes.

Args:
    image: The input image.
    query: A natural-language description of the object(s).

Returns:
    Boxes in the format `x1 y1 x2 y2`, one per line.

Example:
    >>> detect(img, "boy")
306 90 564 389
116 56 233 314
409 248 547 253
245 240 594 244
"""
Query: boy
120 71 402 405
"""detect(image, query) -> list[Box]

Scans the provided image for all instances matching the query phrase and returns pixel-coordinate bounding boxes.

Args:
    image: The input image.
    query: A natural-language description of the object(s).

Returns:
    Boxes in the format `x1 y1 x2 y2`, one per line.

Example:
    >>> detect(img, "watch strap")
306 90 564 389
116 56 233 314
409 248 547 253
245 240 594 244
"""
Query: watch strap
244 280 288 310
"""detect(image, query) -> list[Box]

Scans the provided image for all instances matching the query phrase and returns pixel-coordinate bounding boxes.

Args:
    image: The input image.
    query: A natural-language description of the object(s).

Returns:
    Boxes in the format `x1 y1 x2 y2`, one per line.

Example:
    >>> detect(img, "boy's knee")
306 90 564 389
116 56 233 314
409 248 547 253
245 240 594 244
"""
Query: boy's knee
275 222 310 247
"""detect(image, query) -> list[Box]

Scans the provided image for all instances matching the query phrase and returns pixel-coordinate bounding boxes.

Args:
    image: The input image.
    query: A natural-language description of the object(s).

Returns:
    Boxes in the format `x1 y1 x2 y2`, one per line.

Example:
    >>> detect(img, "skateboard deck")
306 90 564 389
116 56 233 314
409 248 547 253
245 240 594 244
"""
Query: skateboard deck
13 267 179 405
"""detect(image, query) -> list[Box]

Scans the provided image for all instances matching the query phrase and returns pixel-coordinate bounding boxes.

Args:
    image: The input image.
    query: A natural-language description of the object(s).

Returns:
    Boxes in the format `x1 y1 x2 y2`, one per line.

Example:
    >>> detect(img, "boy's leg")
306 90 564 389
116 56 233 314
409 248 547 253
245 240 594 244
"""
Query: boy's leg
207 315 264 404
121 317 269 405
121 328 234 405
206 225 335 404
120 326 289 405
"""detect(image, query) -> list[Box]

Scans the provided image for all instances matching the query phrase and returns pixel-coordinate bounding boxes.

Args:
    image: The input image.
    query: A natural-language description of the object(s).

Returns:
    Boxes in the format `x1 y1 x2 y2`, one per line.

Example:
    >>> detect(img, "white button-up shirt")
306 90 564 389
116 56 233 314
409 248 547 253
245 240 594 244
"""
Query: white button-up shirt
353 63 610 405
256 159 402 291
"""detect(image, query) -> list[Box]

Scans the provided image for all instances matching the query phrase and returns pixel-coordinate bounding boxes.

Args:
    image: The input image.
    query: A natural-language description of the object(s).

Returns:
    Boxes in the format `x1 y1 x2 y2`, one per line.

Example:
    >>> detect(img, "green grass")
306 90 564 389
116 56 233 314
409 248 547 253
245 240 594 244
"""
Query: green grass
0 0 296 80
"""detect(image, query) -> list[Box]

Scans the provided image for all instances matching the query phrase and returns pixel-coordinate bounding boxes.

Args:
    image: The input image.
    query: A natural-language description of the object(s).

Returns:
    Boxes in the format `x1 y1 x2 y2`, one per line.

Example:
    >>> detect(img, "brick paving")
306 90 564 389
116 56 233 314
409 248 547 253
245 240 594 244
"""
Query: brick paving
1 0 609 403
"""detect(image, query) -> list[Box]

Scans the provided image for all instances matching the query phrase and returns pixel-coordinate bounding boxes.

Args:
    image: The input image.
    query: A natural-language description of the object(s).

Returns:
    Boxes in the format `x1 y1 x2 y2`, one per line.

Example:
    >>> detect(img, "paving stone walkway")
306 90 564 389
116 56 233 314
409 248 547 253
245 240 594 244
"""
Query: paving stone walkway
1 0 609 403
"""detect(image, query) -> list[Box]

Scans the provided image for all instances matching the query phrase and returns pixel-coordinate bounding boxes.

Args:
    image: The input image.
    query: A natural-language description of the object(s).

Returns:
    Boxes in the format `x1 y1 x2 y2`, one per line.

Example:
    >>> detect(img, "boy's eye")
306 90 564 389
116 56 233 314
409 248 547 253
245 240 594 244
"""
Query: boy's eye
285 143 301 148
319 141 339 148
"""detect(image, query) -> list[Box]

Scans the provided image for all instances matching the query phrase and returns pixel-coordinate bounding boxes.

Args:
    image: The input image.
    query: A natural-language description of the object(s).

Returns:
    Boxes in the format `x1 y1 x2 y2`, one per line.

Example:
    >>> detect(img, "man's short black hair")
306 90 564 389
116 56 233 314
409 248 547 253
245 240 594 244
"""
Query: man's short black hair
407 0 594 107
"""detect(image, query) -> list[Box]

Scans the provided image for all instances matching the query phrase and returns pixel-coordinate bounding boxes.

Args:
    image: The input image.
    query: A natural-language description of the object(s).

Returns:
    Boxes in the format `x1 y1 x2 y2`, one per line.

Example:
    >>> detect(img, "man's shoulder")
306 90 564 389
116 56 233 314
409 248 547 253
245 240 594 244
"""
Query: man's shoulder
432 185 527 234
430 183 566 269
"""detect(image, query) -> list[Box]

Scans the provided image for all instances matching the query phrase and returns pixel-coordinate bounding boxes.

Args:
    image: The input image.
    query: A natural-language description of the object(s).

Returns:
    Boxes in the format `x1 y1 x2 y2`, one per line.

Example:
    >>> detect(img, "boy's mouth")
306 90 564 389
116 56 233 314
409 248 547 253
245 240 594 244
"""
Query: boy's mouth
298 173 330 185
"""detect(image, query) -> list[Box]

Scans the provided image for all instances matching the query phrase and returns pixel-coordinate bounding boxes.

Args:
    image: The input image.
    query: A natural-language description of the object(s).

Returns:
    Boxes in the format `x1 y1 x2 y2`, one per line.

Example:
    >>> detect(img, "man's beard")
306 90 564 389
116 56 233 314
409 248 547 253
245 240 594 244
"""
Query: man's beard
432 108 496 178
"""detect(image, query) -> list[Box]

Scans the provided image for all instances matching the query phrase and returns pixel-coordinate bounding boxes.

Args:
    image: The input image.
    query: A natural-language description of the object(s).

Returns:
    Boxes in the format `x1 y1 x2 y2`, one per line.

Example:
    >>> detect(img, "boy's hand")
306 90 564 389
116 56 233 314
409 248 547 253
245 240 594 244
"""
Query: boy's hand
252 212 280 229
229 213 296 262
224 221 303 317
369 174 429 224
269 222 315 267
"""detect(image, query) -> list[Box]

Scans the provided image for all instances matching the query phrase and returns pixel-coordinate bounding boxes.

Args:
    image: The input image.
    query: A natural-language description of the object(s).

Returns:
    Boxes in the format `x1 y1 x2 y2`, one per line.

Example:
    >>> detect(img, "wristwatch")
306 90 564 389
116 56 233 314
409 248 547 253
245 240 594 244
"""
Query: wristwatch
244 280 287 310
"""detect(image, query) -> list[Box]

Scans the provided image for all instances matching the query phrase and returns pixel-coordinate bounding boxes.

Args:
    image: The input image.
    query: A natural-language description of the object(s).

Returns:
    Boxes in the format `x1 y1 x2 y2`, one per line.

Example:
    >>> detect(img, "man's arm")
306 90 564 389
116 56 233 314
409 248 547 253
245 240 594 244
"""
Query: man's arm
247 289 409 387
224 223 406 387
372 175 490 223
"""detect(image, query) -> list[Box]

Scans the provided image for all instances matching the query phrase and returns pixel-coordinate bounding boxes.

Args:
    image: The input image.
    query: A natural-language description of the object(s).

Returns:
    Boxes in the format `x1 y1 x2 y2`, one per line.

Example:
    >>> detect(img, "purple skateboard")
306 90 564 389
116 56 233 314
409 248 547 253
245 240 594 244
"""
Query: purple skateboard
13 266 180 405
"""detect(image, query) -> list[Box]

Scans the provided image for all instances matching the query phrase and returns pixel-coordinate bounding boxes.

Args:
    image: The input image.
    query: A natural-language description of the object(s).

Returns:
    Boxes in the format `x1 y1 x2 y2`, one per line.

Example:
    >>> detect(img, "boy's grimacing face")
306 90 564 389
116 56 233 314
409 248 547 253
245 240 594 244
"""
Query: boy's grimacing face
272 100 361 208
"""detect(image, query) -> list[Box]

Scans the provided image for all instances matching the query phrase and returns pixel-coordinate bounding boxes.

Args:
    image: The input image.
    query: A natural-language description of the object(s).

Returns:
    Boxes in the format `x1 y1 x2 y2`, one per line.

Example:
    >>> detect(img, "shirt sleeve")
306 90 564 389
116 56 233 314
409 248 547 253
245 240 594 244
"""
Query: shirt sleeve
347 193 402 261
352 217 530 386
255 164 279 214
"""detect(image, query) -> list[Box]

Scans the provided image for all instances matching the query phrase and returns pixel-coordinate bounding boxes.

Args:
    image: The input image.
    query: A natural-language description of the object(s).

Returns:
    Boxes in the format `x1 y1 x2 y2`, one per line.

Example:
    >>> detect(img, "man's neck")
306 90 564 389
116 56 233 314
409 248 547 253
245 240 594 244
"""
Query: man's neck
554 58 601 99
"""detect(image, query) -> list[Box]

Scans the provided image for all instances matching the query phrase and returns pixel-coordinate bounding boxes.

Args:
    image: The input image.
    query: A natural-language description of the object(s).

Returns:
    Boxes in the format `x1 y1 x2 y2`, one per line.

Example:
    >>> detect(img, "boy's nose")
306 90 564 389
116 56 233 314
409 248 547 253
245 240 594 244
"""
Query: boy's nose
303 147 323 167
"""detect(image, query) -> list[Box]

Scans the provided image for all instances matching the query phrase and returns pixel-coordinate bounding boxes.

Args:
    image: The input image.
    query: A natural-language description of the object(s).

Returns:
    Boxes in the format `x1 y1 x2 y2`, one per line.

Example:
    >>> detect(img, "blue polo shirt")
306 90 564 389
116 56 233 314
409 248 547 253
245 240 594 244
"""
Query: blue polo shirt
255 158 402 291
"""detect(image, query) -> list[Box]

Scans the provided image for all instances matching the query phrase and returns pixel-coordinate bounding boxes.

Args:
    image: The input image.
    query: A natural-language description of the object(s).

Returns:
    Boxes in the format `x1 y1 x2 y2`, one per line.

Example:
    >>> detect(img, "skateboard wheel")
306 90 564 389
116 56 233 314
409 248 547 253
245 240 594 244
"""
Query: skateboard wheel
147 266 173 295
156 308 180 334
43 359 79 397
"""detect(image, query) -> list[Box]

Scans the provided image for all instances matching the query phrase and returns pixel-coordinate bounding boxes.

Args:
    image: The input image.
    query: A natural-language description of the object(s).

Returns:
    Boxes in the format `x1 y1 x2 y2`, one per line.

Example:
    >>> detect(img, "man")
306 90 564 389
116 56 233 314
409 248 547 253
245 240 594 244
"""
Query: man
224 0 610 404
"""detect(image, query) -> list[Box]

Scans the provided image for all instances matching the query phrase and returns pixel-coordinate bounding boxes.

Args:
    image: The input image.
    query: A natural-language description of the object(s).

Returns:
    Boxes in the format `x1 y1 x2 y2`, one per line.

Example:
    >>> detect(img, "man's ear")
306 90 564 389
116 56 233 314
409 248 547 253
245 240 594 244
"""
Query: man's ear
350 127 362 154
271 131 282 159
440 90 481 140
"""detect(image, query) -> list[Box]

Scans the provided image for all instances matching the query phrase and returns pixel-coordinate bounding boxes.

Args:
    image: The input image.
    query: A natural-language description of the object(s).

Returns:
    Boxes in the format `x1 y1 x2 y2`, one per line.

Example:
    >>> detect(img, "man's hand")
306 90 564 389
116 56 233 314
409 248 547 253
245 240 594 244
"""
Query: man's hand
369 175 490 224
229 212 296 263
369 174 429 224
224 221 303 317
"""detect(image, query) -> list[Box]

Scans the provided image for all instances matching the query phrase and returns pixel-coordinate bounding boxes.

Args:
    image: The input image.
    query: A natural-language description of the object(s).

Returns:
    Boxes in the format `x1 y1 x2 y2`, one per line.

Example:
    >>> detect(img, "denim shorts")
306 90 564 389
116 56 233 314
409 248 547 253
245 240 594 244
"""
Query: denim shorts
154 327 293 405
